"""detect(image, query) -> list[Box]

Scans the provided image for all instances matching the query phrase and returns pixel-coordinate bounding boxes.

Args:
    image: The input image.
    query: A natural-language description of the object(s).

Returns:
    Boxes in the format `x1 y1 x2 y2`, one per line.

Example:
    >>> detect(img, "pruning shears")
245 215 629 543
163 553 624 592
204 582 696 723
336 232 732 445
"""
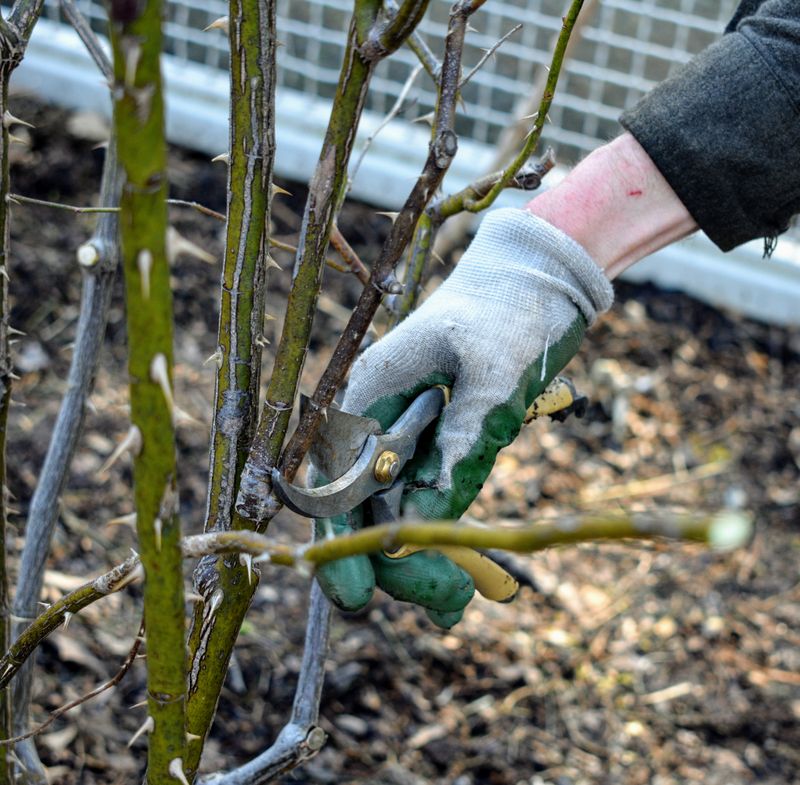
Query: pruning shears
272 377 586 604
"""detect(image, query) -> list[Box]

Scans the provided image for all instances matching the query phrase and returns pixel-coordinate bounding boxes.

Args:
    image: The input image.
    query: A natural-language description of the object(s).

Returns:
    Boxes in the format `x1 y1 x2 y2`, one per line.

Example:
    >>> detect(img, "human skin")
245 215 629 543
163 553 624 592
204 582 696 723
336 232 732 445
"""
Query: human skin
525 132 699 280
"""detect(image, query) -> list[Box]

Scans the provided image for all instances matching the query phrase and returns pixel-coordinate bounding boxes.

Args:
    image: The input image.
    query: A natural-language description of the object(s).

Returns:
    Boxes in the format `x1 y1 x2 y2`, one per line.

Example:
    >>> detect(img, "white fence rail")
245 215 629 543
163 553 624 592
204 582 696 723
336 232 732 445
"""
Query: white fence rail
11 2 800 326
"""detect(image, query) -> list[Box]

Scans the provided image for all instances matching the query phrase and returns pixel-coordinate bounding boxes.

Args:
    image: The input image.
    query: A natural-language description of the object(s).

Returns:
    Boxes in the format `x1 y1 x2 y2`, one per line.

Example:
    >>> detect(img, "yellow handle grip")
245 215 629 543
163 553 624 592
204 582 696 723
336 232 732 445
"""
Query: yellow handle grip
384 544 519 602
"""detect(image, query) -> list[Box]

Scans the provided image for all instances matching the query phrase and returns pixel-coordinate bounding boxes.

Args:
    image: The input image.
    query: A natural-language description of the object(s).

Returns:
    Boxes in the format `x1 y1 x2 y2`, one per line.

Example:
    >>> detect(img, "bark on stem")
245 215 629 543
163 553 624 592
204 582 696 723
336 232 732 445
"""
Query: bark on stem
10 140 123 776
278 0 471 482
183 0 277 774
235 9 379 524
107 0 186 778
0 61 14 785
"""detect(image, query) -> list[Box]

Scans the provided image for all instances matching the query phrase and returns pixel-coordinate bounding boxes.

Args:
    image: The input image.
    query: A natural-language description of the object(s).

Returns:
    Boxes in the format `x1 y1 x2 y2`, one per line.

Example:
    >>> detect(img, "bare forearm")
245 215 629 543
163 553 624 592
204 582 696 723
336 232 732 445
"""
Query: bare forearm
525 132 697 280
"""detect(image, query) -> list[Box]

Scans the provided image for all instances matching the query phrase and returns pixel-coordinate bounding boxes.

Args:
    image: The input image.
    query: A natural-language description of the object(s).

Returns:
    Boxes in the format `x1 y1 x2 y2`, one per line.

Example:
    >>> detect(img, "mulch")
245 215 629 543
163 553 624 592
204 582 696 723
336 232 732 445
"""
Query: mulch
5 95 800 785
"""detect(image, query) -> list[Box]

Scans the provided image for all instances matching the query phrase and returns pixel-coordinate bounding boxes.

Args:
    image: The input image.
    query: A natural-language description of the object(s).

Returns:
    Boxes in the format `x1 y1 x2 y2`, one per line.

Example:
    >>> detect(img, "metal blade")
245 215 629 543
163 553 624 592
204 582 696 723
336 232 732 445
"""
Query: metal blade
301 395 381 481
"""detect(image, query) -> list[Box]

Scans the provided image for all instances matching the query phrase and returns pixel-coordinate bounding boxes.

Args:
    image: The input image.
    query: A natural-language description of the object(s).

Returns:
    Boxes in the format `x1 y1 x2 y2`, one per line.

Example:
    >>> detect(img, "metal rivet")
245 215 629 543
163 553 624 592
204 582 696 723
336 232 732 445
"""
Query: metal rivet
374 451 400 484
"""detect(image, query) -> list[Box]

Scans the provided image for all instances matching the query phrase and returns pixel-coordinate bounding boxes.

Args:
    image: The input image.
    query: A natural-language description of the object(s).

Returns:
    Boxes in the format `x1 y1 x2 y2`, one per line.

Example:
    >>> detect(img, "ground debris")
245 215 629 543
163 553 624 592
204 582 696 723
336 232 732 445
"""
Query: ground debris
6 98 799 784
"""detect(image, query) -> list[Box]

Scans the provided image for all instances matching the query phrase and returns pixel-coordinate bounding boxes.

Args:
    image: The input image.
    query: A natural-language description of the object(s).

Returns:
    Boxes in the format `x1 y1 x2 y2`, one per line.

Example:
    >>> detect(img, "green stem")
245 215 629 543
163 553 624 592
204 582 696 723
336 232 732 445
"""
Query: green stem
107 0 186 778
184 0 277 774
0 508 752 692
0 556 142 691
236 13 377 525
466 0 584 213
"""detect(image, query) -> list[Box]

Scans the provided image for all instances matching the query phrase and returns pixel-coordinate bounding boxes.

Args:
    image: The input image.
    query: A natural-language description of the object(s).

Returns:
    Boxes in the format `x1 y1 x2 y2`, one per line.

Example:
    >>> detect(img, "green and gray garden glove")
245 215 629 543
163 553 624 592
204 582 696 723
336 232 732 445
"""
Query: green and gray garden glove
315 208 614 627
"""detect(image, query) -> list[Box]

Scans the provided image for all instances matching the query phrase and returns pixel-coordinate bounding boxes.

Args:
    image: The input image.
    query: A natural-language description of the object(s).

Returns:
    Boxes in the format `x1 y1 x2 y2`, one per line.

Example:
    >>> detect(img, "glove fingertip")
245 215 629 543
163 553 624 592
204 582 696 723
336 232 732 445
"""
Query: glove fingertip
316 555 375 612
425 608 464 629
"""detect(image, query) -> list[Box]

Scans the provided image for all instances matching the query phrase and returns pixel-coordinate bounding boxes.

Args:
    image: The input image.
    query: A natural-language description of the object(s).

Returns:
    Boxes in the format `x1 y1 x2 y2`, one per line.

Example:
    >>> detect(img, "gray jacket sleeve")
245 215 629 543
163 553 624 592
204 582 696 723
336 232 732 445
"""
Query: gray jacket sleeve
619 1 800 252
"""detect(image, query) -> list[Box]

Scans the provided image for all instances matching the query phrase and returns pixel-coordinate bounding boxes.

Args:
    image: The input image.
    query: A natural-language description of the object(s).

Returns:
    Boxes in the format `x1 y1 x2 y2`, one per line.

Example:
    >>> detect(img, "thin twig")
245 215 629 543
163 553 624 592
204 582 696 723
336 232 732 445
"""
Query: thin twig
167 198 225 222
465 0 585 213
459 23 522 89
349 63 423 189
11 141 123 764
329 225 370 285
405 27 440 85
0 618 143 746
0 509 751 690
7 193 119 213
278 0 473 484
59 0 112 81
432 148 555 222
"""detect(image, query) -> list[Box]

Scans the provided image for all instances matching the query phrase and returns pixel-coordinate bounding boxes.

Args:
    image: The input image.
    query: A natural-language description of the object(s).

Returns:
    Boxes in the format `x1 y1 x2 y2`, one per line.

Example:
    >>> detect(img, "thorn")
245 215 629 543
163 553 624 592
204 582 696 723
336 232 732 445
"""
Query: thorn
3 110 34 129
92 140 110 150
174 405 202 428
271 183 291 197
137 249 153 299
254 333 269 348
239 553 254 584
168 758 190 785
432 249 445 266
98 425 143 476
208 588 224 615
8 371 19 381
167 226 216 265
412 111 435 126
149 353 175 417
7 751 26 772
204 16 229 33
185 592 204 604
466 23 479 33
129 699 148 709
265 255 281 271
203 348 224 369
8 134 27 145
186 732 202 742
8 325 25 336
124 41 142 88
127 715 155 747
0 266 9 281
211 152 230 164
264 312 276 321
85 398 97 415
62 612 74 630
107 512 137 527
376 211 399 223
154 517 162 552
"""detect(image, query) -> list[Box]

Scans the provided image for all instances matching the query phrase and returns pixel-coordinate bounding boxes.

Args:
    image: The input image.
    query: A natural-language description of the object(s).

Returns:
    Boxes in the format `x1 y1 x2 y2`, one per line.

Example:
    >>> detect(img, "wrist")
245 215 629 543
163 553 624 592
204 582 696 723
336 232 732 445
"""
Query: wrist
525 133 698 279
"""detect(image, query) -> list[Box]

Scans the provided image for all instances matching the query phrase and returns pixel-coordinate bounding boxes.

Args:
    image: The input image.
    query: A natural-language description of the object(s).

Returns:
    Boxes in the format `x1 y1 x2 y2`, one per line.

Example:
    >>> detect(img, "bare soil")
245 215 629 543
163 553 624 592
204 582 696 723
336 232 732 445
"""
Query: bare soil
5 96 800 785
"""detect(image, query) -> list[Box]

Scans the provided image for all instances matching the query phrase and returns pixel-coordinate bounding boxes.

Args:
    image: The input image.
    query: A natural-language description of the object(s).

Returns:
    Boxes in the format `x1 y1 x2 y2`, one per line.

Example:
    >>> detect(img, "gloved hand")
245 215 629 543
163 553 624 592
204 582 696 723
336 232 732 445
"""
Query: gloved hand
315 208 614 627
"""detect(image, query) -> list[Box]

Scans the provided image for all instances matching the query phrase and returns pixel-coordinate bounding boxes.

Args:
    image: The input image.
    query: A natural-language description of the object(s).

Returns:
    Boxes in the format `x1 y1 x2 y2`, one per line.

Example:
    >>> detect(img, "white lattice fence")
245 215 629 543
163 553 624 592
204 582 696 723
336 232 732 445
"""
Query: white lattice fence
10 0 800 325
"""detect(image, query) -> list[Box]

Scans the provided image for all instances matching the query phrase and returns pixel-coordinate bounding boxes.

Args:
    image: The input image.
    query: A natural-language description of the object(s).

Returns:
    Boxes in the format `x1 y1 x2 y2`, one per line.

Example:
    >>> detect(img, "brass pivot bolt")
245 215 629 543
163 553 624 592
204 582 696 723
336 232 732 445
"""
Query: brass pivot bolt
374 450 401 483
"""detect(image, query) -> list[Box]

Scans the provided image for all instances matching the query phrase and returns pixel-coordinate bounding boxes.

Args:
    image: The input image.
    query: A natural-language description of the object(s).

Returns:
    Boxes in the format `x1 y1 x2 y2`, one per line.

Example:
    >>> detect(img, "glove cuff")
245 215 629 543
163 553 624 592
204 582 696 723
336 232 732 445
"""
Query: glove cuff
445 208 614 326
